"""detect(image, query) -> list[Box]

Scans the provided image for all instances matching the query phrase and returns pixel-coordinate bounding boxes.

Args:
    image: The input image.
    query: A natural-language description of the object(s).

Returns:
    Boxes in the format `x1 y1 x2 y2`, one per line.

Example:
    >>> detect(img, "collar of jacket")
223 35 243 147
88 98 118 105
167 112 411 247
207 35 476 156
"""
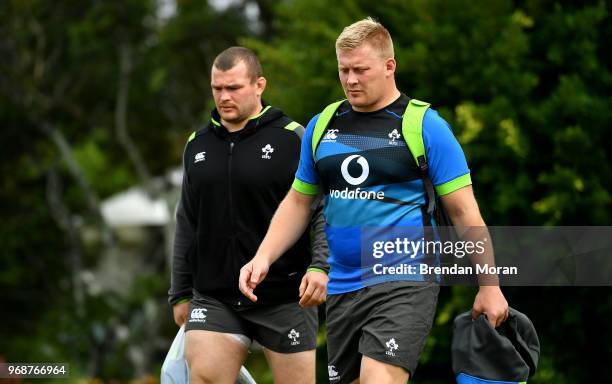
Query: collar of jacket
209 100 284 142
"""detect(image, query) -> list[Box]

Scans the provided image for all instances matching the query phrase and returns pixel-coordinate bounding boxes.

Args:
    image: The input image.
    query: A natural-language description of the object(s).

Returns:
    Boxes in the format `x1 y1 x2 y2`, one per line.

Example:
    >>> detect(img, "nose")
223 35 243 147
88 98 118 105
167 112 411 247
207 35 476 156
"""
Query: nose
346 70 359 87
219 89 232 102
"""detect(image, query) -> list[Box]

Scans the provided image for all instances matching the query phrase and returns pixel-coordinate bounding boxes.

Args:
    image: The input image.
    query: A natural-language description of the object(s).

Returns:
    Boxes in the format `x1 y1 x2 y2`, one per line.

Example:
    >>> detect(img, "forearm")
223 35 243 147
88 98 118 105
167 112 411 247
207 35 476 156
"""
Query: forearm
308 194 329 272
256 189 314 265
443 187 499 286
453 219 499 286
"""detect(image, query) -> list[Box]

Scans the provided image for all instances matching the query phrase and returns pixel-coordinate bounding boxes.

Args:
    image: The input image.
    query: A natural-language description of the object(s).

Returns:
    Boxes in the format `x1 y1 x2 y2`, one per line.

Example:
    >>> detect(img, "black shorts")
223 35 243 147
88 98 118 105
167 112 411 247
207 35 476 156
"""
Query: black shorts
185 290 318 353
326 281 439 383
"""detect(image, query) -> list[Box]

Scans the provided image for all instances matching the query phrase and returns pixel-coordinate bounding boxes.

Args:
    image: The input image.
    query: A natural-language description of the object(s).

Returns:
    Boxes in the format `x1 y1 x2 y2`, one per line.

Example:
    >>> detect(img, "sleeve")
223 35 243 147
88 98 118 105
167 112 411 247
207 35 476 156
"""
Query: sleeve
291 114 321 195
422 109 472 196
307 194 329 273
168 142 197 305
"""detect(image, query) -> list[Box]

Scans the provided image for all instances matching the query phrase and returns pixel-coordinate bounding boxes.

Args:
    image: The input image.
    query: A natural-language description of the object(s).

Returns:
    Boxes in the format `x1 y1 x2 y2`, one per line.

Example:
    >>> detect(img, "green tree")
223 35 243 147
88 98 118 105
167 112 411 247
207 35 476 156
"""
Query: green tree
0 0 254 379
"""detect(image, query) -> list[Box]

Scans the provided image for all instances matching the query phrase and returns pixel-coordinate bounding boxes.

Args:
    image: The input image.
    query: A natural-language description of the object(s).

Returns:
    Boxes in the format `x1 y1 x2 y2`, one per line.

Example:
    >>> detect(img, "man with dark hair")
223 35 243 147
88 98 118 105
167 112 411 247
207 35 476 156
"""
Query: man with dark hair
240 18 509 384
213 46 263 80
169 46 328 384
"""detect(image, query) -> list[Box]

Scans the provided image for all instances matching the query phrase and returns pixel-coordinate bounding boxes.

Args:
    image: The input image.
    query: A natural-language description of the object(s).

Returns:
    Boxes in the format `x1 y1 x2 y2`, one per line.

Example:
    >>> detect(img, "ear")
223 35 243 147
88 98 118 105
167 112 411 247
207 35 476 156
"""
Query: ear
385 58 396 77
256 76 267 96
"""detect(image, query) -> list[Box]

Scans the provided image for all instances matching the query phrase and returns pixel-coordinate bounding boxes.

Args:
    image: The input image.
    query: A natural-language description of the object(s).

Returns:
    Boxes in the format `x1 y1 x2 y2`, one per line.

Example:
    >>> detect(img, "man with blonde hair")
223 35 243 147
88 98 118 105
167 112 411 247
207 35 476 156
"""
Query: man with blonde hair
240 19 508 383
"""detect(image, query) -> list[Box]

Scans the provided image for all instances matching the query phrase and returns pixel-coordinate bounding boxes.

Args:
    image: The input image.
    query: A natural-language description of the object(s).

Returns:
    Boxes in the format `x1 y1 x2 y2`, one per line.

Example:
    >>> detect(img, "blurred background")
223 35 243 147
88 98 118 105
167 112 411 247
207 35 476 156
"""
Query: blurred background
1 0 611 382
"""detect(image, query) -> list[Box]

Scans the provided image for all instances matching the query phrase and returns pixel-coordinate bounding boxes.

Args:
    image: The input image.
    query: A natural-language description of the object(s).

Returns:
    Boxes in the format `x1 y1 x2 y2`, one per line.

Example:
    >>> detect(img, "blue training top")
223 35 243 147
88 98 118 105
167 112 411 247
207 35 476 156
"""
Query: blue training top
293 94 471 294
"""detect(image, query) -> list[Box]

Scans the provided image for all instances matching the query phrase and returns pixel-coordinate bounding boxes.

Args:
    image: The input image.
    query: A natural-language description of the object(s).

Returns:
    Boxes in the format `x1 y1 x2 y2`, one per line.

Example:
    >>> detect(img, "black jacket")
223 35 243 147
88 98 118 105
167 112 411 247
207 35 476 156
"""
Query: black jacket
168 103 328 306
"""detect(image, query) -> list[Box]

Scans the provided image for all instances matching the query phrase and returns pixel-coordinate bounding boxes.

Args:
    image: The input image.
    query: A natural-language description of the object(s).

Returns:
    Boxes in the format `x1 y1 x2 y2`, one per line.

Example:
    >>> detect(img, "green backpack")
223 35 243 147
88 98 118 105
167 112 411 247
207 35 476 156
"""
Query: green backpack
311 98 446 225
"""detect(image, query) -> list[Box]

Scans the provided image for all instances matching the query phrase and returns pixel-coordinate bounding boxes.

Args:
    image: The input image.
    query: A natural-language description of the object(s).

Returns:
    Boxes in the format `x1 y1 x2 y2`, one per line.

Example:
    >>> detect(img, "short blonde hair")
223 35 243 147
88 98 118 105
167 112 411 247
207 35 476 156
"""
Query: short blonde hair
335 17 394 59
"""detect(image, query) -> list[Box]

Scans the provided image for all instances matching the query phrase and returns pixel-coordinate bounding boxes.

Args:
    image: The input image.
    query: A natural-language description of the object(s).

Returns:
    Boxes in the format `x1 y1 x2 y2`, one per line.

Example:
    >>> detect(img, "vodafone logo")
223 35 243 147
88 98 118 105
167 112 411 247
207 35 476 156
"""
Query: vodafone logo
341 155 369 185
331 154 382 200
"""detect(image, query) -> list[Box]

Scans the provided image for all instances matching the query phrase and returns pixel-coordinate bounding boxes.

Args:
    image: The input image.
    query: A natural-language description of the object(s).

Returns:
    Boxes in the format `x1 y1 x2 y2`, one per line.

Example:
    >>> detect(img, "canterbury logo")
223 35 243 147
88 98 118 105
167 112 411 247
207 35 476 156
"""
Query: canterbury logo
190 308 207 319
341 155 369 185
194 152 206 163
323 129 339 141
328 365 339 379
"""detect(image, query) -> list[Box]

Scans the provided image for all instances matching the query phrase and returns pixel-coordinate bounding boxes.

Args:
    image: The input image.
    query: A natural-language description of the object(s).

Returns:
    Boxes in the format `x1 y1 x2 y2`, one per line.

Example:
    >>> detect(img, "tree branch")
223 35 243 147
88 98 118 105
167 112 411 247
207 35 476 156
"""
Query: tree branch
46 164 85 316
41 122 116 249
115 42 152 191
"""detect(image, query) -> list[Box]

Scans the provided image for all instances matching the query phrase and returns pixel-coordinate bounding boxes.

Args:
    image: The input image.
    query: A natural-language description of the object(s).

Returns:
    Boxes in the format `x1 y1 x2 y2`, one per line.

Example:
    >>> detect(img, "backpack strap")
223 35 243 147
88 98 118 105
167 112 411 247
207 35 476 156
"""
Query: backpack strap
402 99 431 168
311 99 345 159
402 99 436 216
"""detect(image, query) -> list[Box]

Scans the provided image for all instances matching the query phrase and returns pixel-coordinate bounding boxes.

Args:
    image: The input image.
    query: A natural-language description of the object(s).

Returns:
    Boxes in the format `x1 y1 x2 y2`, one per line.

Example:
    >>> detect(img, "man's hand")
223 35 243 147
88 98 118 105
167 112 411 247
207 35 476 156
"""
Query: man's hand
173 301 190 326
239 257 271 302
298 270 328 307
472 286 509 327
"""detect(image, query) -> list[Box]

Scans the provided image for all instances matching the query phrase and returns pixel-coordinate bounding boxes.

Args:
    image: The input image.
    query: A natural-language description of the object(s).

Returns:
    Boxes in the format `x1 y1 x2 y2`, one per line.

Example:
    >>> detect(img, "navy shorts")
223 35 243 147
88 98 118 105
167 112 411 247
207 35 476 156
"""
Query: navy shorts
326 281 439 383
185 290 318 353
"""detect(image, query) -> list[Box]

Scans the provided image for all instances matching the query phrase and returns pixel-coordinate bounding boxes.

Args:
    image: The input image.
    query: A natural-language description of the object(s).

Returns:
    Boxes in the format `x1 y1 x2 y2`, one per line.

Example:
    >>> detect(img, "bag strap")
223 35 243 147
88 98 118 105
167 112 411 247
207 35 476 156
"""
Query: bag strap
402 98 431 170
402 99 436 215
311 99 345 159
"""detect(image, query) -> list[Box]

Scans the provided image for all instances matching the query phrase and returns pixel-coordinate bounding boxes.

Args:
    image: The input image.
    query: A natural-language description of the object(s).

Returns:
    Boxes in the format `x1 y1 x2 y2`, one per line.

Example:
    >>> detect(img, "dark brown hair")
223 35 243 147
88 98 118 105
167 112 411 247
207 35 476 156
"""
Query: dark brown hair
213 46 263 82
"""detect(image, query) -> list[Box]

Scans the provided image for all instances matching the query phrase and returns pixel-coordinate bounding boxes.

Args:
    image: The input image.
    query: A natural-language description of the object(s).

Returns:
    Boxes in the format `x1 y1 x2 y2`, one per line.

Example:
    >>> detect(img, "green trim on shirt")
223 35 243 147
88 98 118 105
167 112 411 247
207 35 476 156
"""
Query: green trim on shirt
292 179 319 195
435 173 472 196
